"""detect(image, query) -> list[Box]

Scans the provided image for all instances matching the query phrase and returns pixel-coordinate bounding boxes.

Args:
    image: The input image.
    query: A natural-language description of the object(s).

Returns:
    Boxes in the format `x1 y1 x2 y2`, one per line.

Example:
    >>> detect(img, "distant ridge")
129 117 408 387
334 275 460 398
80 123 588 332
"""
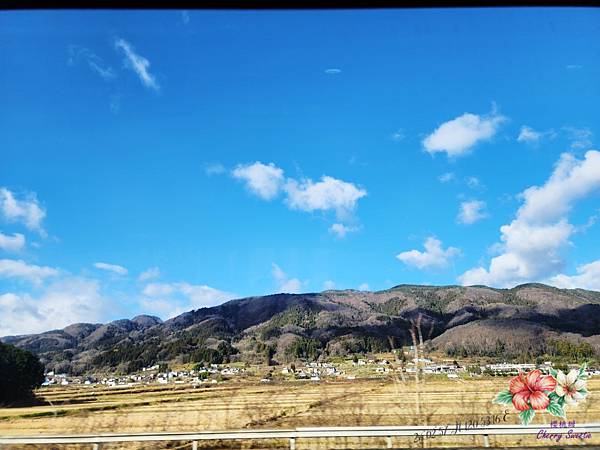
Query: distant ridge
3 284 600 375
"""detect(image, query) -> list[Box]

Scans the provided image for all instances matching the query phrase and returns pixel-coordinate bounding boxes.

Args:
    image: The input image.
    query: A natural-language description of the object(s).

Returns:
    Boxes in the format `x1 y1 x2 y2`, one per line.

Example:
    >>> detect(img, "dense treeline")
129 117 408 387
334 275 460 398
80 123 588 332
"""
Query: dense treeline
91 333 240 373
260 304 320 340
372 297 407 316
445 338 597 364
285 338 322 360
0 342 45 404
339 335 392 355
547 339 595 360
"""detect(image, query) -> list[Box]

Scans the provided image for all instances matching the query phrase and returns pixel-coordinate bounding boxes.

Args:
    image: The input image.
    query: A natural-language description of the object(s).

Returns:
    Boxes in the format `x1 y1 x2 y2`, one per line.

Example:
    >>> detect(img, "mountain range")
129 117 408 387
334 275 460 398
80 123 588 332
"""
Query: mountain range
3 283 600 375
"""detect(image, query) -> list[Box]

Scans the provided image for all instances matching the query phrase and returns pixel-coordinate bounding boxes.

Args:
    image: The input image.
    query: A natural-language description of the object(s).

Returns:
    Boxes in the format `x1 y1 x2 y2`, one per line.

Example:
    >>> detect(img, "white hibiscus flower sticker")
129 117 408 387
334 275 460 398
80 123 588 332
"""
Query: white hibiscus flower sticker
555 369 588 405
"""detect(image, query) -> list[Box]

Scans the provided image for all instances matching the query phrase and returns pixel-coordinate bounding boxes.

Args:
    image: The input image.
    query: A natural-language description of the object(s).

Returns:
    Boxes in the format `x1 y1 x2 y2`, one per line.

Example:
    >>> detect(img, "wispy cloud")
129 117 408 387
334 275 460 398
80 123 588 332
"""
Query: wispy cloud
115 38 159 91
324 68 341 74
204 163 226 176
140 281 235 318
438 172 455 183
138 266 160 282
94 262 128 275
0 188 46 236
323 280 336 290
68 45 116 81
565 64 583 70
465 176 485 191
517 125 556 145
563 126 593 150
457 200 488 225
329 223 358 238
0 259 59 285
0 232 25 253
272 263 302 294
391 129 405 141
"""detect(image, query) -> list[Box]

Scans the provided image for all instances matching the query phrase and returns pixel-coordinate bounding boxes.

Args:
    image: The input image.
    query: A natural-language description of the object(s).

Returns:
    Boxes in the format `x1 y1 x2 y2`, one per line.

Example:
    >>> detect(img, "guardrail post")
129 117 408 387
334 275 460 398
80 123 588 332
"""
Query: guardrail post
92 444 101 450
289 437 296 450
386 435 393 448
482 434 490 448
192 440 198 450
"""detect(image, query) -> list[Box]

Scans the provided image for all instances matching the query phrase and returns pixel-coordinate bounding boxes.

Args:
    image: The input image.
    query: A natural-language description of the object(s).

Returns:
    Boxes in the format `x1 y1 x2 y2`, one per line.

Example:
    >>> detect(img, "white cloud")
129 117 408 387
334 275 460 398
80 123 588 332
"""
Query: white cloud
232 162 285 200
459 150 600 287
329 223 358 238
518 151 600 223
563 126 593 150
0 188 46 235
114 38 159 91
272 263 302 294
438 172 455 183
140 281 236 319
231 162 366 233
0 232 25 252
323 280 336 290
0 259 59 285
94 262 128 275
0 277 107 336
324 68 341 74
517 126 542 143
465 176 484 190
396 237 460 270
547 260 600 291
284 176 367 221
566 64 583 70
138 267 160 282
457 200 488 224
142 282 175 297
68 45 116 81
204 163 226 176
358 283 370 291
517 126 556 145
391 129 405 141
423 110 506 157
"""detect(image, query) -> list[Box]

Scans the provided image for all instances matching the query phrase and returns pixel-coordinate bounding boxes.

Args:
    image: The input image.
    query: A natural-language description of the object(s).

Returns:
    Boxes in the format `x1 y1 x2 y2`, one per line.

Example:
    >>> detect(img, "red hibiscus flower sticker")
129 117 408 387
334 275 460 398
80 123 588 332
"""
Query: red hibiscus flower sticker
509 370 556 411
493 365 590 425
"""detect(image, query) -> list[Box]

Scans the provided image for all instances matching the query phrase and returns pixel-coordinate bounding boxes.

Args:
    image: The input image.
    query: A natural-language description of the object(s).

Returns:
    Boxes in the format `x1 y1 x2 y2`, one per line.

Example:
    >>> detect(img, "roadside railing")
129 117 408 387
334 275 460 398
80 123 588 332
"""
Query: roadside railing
1 423 599 449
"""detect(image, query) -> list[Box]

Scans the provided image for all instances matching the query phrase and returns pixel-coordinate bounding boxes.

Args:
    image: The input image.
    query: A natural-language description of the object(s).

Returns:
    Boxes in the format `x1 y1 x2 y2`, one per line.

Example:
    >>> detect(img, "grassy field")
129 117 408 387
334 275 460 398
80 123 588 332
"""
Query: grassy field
1 376 599 449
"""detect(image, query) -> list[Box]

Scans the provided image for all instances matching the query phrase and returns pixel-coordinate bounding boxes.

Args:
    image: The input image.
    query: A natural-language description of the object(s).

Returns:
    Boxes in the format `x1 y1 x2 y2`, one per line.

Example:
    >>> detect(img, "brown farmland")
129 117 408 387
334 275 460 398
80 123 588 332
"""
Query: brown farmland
1 377 599 449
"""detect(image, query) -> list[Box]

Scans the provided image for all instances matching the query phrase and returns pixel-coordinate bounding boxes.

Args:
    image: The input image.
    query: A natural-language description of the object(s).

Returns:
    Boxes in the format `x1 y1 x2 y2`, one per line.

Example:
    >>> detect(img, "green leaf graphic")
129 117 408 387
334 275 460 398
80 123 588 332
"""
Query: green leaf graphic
492 390 513 405
550 369 558 377
519 408 535 425
547 401 566 419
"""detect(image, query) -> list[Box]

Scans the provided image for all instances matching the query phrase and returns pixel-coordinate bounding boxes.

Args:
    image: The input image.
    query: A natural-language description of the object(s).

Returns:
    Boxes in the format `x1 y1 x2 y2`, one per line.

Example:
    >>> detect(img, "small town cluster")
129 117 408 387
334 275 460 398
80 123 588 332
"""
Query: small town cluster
40 354 600 388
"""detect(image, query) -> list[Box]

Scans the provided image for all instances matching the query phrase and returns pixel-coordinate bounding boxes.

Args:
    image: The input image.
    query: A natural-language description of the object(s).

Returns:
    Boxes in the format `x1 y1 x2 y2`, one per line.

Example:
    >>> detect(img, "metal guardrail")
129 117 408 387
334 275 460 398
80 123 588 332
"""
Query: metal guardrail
1 423 599 449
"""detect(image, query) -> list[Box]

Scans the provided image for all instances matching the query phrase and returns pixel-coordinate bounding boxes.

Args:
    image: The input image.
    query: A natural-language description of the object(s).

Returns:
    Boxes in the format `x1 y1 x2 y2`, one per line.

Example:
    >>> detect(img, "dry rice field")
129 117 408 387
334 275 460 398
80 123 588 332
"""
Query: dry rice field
1 376 599 449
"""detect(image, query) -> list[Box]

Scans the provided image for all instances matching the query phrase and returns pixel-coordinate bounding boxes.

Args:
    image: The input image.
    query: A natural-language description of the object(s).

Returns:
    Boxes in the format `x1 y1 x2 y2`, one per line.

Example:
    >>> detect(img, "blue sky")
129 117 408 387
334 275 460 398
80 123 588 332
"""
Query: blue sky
1 8 599 334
